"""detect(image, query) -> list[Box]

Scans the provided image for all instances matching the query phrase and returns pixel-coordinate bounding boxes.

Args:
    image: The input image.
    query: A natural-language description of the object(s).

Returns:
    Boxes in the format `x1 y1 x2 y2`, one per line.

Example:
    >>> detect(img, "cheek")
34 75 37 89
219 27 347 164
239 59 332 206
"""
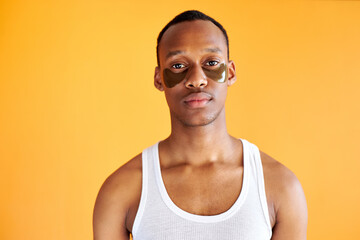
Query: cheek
203 63 228 83
213 85 228 103
164 90 179 108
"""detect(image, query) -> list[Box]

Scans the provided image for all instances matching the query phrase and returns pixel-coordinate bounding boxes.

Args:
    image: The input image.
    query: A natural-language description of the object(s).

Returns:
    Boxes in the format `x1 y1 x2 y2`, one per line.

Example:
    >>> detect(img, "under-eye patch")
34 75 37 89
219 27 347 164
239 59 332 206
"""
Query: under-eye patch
163 63 228 88
203 63 228 83
163 68 188 88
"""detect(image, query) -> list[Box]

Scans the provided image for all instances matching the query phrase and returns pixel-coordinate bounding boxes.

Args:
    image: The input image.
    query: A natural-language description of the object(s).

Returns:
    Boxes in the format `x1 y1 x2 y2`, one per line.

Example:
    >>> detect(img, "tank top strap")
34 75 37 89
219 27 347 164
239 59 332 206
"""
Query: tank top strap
132 142 159 235
243 140 272 234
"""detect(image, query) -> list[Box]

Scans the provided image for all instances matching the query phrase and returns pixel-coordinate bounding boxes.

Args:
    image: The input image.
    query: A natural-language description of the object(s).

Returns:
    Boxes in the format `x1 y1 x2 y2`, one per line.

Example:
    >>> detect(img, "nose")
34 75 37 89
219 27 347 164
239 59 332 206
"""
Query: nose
185 65 208 89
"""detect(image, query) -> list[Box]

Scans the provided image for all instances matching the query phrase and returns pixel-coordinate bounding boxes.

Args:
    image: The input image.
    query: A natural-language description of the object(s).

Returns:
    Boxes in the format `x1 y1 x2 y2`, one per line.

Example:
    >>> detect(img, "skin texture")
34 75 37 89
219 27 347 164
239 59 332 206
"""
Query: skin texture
93 20 308 240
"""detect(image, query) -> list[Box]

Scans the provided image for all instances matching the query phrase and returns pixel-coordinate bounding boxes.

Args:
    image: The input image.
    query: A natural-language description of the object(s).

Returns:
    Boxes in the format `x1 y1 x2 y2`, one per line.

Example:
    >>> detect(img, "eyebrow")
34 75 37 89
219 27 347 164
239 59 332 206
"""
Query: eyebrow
203 47 222 53
165 47 223 59
166 50 185 59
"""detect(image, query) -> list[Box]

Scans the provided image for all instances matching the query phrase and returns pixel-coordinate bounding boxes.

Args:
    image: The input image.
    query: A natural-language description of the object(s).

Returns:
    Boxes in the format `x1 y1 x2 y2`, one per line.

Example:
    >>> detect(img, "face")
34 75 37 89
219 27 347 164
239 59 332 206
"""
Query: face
155 20 236 127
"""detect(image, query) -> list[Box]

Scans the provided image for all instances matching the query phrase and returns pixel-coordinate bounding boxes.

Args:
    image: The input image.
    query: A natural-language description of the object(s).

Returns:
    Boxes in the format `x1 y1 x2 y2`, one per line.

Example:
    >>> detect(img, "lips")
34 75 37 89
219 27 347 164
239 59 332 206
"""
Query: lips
183 92 212 108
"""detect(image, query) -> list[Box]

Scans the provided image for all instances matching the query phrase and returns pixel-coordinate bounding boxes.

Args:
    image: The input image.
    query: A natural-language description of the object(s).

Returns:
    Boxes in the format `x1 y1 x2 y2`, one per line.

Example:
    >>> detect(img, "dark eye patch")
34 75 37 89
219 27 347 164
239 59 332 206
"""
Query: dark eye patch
203 63 227 83
163 63 227 88
163 68 189 88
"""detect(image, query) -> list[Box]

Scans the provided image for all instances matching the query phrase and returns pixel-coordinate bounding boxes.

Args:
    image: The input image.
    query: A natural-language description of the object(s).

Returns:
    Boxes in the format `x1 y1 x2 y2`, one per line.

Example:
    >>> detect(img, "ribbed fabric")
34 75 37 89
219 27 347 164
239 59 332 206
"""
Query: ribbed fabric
132 139 272 240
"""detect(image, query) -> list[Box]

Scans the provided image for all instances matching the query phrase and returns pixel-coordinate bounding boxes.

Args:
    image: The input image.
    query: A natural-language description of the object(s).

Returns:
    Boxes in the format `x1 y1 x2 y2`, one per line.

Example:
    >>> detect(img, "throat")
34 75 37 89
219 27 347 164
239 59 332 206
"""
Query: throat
159 135 243 167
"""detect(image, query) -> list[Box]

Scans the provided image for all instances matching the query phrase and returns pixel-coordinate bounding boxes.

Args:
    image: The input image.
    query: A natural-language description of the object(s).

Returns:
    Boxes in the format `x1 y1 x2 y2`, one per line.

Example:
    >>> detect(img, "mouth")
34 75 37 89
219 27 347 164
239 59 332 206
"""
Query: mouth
183 92 212 108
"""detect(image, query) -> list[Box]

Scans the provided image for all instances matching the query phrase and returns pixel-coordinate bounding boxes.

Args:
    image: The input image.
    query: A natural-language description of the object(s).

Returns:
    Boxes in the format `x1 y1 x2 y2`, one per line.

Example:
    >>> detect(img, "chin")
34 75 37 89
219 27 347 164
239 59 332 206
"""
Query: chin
170 105 225 128
175 111 220 128
181 119 215 127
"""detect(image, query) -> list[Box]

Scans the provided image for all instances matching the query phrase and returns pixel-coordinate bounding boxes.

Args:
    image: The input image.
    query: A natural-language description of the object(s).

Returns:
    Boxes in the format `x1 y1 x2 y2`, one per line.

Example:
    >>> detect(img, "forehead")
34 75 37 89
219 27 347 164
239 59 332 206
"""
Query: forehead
158 20 227 61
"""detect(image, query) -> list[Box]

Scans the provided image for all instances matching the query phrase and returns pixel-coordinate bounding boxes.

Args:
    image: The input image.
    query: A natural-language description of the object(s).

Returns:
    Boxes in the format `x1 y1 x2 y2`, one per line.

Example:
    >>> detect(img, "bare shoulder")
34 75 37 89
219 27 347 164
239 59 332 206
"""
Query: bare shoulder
97 153 142 205
260 151 302 195
93 154 142 240
100 153 142 192
260 151 308 240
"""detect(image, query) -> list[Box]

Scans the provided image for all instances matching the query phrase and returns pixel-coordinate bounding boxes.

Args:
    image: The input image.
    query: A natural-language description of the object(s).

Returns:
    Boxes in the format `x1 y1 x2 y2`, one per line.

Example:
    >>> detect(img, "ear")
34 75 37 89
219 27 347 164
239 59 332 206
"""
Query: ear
154 66 164 91
227 60 237 86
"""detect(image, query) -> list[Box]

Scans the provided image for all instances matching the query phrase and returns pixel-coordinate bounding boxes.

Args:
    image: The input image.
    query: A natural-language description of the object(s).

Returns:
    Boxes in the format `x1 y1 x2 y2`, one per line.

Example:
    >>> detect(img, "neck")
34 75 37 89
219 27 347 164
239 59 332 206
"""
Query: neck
160 110 241 167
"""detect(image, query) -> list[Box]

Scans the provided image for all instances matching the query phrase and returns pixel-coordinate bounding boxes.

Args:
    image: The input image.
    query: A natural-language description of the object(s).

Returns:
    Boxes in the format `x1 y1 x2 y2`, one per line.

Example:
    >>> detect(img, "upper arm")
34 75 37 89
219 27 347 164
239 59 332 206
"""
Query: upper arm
93 173 130 240
93 155 142 240
270 168 308 240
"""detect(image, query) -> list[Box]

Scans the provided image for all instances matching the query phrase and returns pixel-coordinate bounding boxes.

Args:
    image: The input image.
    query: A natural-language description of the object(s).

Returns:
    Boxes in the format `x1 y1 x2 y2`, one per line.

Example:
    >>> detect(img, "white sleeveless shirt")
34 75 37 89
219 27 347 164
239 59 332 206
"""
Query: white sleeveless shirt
132 139 272 240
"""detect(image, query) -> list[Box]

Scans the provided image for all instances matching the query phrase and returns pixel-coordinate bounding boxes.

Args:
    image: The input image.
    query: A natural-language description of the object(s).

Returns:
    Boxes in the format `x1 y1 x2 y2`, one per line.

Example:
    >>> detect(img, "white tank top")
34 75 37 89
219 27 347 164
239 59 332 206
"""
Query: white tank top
132 139 272 240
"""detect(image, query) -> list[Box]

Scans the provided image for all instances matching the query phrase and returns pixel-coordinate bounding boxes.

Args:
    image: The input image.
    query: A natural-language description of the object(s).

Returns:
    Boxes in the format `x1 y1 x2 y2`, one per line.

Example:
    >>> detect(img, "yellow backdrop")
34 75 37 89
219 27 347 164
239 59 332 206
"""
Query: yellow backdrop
1 0 359 239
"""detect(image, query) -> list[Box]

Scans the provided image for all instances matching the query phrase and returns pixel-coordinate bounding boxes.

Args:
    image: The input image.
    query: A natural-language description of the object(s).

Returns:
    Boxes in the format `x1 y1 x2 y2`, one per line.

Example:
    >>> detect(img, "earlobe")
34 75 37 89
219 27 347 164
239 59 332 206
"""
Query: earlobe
227 60 237 86
154 66 164 91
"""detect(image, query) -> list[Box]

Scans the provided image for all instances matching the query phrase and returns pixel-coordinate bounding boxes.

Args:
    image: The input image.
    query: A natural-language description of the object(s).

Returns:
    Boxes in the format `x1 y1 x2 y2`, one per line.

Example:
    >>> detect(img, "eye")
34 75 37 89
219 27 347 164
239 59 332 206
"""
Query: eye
206 60 219 66
172 63 185 69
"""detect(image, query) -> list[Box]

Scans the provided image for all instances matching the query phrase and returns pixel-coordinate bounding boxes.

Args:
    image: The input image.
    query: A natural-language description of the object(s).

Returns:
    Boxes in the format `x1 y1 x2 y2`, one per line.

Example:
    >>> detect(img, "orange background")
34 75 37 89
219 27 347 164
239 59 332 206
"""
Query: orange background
1 0 359 239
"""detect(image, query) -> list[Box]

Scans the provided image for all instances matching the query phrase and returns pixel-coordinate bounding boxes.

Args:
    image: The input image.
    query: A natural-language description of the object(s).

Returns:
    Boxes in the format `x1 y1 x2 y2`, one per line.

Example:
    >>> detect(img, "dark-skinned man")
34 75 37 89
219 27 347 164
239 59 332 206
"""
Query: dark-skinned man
93 10 308 240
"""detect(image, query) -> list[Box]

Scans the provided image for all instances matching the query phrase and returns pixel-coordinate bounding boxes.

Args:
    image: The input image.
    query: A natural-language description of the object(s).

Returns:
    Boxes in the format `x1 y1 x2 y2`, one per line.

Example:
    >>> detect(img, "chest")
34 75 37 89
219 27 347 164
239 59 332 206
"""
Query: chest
161 165 244 215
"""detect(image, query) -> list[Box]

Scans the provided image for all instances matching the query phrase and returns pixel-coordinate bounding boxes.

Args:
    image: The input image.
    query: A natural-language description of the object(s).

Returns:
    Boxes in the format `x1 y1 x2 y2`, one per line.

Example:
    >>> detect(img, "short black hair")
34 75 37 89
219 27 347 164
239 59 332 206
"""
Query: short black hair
156 10 229 66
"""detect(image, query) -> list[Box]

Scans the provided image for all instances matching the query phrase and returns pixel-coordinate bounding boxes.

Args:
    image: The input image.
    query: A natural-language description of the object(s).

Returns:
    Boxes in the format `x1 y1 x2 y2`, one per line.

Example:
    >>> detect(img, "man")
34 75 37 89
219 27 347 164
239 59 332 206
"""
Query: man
93 10 308 240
